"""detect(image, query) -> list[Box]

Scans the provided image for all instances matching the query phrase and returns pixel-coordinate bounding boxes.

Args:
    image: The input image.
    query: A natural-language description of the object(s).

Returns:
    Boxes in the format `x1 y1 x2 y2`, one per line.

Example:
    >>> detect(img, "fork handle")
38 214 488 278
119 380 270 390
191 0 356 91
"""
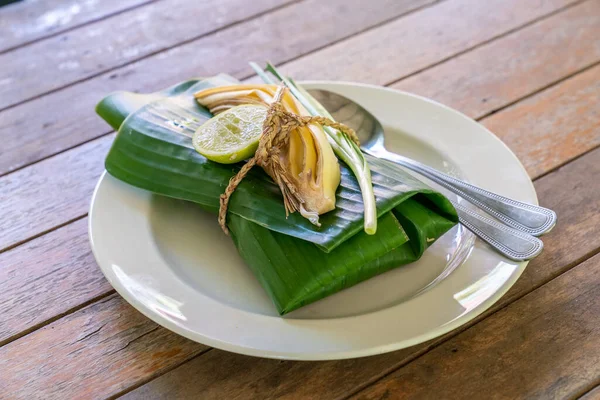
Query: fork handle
368 149 556 236
453 202 543 261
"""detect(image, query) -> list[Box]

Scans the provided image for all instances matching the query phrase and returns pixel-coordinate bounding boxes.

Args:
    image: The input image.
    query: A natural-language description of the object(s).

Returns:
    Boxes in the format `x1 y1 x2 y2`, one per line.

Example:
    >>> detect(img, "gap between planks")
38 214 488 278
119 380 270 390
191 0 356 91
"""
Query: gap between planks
476 58 600 122
533 141 600 182
577 383 600 400
0 289 115 347
0 213 87 256
105 348 214 400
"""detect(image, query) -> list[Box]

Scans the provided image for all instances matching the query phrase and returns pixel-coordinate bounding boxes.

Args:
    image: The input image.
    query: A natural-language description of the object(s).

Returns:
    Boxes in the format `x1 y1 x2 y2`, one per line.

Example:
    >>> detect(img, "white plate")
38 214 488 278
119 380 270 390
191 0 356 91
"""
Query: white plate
89 81 537 360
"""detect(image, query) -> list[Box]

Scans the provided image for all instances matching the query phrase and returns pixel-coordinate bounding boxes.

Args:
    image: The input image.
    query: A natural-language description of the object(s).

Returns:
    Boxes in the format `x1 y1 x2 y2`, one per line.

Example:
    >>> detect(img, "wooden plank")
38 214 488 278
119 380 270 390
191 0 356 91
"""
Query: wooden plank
114 147 600 400
0 0 435 175
393 0 600 120
482 63 600 179
0 136 111 251
0 218 110 344
0 295 207 399
278 0 580 83
3 58 598 253
0 0 151 53
4 146 599 400
351 252 600 400
0 0 430 110
487 147 600 305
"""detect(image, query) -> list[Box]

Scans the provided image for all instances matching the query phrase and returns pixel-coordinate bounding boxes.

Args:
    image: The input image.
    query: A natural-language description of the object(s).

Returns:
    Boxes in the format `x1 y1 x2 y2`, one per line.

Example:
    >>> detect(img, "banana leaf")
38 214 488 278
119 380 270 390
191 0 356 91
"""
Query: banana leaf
98 76 456 252
230 199 456 314
96 75 459 314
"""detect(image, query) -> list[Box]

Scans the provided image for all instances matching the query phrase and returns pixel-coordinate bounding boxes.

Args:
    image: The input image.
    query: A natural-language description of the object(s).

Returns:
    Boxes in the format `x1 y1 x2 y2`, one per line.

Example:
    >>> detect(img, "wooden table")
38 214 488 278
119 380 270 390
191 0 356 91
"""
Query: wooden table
1 0 599 398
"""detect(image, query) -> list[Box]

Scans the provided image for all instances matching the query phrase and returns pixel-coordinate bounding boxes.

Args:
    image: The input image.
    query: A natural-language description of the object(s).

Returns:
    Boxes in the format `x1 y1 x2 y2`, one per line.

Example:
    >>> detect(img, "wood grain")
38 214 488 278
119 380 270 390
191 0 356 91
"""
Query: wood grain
115 147 600 400
0 135 111 251
0 218 110 344
482 63 600 178
352 252 600 400
0 0 438 111
393 0 600 119
0 0 289 110
0 295 207 399
491 148 600 305
278 0 580 83
0 0 435 175
0 0 151 53
3 146 596 400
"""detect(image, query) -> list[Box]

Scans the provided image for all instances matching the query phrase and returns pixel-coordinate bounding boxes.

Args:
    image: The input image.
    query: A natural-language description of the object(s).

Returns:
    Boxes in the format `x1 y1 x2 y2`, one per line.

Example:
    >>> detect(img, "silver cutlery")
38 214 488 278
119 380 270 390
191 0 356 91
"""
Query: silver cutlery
308 89 555 261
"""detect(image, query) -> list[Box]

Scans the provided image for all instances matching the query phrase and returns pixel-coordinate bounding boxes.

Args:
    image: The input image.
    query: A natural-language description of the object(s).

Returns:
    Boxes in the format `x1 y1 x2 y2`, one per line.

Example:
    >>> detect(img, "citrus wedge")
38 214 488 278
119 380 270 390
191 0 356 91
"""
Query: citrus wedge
193 104 267 164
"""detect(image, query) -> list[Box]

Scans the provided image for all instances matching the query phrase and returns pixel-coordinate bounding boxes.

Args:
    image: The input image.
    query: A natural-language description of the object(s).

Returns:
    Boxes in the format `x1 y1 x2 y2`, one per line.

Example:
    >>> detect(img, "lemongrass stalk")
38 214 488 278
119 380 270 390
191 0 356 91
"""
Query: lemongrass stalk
249 62 276 84
252 62 377 234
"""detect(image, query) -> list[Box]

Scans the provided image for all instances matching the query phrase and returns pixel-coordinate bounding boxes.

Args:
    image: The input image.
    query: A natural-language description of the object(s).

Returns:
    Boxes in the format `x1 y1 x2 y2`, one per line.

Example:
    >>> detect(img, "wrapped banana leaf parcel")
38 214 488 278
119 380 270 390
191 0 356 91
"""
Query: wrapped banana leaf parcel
96 64 458 315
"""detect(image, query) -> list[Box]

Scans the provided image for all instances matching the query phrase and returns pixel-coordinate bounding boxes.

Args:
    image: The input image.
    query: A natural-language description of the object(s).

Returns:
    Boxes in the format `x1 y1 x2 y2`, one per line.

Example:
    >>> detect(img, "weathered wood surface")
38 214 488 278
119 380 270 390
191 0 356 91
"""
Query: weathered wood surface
482 63 600 178
394 0 600 120
0 0 578 175
1 0 599 398
0 295 208 399
0 0 435 111
0 218 110 345
0 136 111 251
0 0 152 53
0 0 291 110
278 0 581 83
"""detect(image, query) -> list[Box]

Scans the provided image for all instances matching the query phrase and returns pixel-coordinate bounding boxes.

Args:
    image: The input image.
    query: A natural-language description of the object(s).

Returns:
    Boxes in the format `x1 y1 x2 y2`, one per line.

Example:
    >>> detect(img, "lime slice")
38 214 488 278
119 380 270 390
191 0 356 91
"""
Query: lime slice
193 104 268 164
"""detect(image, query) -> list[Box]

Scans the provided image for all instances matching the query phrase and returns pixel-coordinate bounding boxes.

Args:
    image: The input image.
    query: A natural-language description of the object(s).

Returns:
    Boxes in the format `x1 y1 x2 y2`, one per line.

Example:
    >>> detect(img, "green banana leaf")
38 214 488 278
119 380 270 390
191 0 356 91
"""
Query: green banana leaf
98 77 456 252
230 199 456 313
96 75 459 314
